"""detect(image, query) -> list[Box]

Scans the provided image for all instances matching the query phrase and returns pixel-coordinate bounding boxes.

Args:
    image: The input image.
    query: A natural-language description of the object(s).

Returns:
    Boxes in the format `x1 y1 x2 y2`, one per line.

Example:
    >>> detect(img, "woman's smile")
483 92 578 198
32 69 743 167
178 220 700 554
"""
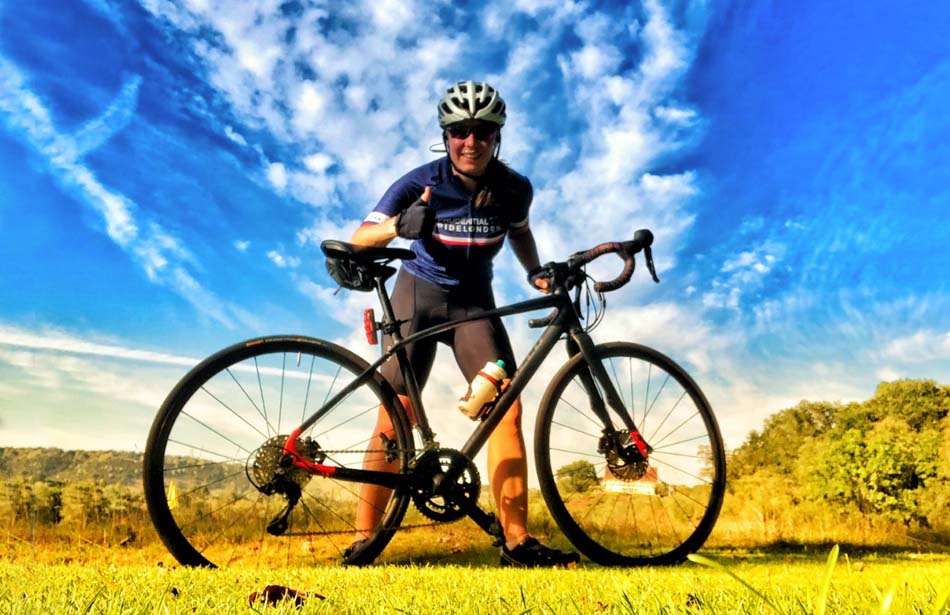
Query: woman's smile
448 130 495 177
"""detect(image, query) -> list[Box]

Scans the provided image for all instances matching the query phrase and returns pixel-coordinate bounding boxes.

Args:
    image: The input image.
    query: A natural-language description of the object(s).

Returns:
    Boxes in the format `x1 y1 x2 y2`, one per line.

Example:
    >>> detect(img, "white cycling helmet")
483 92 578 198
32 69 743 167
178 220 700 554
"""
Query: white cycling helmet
438 81 507 128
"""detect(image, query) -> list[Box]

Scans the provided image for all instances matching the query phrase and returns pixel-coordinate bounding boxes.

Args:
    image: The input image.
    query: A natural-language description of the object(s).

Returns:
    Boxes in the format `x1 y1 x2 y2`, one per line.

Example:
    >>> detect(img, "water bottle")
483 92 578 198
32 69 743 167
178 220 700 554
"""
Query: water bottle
458 360 507 420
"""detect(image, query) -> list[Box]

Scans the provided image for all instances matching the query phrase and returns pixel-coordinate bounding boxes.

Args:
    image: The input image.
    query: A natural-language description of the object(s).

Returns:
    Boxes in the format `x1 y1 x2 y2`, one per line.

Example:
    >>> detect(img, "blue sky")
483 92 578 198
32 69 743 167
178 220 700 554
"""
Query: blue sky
1 0 948 453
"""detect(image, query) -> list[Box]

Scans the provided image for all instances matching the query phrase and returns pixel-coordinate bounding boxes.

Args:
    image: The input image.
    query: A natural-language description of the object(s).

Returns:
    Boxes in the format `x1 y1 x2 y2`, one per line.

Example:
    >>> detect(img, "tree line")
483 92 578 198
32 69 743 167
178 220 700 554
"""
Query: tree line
725 378 949 535
1 378 947 544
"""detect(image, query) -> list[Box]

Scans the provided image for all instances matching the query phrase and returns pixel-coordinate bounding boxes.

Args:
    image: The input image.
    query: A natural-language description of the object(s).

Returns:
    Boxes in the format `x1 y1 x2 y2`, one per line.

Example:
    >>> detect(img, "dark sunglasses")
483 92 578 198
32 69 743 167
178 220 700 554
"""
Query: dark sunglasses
446 124 498 141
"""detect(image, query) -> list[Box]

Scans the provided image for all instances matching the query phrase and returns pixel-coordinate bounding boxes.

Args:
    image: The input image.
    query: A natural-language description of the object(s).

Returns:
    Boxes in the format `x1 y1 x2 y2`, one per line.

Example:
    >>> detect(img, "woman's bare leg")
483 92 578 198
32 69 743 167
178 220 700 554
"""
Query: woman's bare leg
487 398 529 548
353 395 413 540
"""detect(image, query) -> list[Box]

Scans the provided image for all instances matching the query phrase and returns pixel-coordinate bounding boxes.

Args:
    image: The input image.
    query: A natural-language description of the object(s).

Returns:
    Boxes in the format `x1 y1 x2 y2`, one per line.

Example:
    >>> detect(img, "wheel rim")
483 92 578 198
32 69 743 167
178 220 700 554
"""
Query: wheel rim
146 339 409 567
539 344 724 565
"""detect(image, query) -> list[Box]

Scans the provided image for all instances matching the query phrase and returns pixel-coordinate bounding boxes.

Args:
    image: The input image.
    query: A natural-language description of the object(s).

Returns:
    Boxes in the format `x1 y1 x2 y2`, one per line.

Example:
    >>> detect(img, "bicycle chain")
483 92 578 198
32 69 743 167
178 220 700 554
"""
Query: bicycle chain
283 447 471 536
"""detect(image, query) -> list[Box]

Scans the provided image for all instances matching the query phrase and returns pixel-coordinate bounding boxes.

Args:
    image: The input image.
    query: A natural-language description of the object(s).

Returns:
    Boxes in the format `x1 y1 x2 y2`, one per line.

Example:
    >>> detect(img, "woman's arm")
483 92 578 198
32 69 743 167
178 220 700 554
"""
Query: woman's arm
350 217 398 247
508 225 541 271
350 186 432 247
508 225 550 292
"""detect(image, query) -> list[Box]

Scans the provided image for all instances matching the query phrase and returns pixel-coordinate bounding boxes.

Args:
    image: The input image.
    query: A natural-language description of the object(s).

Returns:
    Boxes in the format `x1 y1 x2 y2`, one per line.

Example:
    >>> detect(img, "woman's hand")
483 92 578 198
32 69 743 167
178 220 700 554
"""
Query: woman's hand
527 266 552 294
396 186 434 239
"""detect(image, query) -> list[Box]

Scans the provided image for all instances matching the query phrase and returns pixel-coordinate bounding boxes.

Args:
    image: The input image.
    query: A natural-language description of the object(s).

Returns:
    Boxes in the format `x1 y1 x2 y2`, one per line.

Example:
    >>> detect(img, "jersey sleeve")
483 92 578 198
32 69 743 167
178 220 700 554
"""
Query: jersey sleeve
362 172 426 226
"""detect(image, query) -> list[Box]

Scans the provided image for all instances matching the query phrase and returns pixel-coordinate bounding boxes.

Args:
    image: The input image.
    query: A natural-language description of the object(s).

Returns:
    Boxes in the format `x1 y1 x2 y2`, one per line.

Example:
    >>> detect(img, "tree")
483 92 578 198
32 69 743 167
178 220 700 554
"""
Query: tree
806 417 935 524
556 460 599 493
60 481 106 529
727 400 838 480
864 379 950 431
31 481 62 525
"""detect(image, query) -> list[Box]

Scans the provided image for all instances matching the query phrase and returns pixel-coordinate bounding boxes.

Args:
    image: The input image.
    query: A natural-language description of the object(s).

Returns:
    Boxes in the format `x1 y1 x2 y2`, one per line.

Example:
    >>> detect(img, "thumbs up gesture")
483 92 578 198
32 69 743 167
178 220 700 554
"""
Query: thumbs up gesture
395 186 435 239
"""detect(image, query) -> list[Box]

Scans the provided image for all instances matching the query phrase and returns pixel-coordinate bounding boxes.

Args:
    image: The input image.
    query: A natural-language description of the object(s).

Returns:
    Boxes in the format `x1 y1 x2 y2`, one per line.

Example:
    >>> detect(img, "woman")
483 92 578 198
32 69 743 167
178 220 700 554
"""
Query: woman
348 81 578 567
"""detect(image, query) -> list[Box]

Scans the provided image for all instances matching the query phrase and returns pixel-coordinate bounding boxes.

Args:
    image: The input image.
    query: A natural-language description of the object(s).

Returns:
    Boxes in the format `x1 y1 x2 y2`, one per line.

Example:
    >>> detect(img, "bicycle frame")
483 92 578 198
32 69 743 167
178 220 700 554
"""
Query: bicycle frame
283 274 640 487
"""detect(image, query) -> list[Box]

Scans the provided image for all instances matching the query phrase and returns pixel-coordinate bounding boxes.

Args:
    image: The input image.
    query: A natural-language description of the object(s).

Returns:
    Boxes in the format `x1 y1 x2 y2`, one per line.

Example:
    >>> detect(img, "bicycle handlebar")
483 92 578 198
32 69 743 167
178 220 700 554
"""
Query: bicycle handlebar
526 229 659 328
568 228 658 291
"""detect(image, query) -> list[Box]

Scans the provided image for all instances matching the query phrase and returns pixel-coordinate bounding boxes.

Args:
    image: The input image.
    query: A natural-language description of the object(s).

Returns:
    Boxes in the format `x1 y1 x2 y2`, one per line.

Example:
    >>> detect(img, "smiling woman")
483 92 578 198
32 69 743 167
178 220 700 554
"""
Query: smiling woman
341 80 582 568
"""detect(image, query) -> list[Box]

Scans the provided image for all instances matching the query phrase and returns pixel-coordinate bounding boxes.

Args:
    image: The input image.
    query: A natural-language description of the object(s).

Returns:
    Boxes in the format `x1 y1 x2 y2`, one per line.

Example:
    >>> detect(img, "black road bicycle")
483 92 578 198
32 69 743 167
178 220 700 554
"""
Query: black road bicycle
143 229 726 568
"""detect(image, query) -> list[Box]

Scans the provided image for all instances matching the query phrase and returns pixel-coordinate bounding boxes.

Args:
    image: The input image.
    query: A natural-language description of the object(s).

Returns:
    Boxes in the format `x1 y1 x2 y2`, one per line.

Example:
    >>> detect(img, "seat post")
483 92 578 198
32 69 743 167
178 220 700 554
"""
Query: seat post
373 277 401 342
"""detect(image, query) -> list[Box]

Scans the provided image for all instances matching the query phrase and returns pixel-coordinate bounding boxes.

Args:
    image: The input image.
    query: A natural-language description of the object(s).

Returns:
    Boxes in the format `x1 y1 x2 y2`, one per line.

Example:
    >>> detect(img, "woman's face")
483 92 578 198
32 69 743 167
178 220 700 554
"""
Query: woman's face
445 122 498 178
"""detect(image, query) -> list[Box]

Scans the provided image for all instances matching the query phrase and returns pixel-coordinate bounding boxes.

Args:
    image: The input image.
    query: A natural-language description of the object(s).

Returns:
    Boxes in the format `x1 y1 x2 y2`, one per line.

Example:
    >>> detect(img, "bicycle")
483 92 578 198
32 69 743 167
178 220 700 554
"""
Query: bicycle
143 228 726 568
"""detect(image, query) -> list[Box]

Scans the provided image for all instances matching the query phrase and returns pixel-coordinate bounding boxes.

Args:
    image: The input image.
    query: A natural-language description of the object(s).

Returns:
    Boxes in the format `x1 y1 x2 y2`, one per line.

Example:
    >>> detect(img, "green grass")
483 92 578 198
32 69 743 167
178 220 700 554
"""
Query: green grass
1 547 948 614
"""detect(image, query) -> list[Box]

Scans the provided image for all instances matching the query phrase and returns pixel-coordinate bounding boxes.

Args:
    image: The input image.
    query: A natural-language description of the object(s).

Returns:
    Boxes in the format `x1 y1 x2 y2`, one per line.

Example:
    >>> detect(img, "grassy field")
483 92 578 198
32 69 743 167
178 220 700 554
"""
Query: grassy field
3 501 949 614
2 534 949 614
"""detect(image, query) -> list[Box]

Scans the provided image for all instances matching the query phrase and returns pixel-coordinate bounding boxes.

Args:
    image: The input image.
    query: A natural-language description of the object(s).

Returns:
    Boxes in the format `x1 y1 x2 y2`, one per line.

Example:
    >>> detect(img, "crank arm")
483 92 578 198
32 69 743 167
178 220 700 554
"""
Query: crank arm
467 504 505 547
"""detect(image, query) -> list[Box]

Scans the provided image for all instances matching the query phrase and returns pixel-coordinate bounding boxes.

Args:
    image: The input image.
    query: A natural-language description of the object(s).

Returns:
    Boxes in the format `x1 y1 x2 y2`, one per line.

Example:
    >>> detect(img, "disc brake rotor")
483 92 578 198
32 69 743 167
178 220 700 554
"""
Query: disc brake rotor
603 432 650 480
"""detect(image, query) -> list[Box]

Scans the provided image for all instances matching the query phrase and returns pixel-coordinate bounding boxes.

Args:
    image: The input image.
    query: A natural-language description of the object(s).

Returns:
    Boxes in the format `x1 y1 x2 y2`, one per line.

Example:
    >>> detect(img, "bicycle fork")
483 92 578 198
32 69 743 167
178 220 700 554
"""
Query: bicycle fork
566 332 651 464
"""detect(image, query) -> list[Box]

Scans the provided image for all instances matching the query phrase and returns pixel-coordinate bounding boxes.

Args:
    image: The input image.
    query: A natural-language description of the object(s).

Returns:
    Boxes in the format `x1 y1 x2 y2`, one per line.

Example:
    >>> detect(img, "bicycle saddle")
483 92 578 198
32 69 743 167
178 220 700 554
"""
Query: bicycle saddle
320 240 416 264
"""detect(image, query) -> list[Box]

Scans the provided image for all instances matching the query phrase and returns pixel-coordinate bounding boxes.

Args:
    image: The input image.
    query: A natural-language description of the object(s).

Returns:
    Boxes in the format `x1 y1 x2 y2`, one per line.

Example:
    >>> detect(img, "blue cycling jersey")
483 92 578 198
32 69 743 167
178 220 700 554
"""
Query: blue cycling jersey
362 157 533 288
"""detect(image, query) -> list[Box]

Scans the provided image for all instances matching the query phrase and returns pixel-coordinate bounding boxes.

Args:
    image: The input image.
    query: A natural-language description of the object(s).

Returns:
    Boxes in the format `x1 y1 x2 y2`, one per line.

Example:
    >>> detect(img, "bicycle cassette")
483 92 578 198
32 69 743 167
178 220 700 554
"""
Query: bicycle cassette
410 449 481 523
247 434 324 493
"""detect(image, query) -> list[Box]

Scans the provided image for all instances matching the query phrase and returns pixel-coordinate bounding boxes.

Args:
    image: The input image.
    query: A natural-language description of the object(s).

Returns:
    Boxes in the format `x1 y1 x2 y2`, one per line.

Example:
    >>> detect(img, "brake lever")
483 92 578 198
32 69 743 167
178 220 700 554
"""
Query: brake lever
644 247 660 283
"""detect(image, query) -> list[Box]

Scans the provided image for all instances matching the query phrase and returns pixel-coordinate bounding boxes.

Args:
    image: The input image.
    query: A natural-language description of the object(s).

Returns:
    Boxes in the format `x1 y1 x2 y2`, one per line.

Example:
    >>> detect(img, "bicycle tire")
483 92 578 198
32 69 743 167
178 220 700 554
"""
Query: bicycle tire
535 342 725 566
143 336 413 568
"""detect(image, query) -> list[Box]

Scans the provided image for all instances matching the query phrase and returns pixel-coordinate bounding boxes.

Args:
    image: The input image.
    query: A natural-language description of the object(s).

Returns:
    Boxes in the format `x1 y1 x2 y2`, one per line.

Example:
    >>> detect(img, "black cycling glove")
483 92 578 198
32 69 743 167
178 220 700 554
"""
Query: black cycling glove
527 265 551 289
396 199 436 239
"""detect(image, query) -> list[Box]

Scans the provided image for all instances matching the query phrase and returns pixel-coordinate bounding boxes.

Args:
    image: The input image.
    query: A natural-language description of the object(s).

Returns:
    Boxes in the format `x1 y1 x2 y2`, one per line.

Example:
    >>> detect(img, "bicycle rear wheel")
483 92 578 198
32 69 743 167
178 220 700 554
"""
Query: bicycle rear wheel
143 336 412 568
535 342 725 566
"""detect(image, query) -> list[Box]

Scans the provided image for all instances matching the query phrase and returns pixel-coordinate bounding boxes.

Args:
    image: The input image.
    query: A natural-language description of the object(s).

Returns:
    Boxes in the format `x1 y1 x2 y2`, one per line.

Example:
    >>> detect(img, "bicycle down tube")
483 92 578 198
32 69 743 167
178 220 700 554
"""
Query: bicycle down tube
283 284 638 483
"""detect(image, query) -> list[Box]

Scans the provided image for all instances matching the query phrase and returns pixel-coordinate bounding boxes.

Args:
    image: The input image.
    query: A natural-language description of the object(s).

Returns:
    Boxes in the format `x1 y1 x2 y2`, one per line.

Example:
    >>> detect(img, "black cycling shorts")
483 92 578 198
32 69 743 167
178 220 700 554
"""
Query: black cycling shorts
380 269 517 395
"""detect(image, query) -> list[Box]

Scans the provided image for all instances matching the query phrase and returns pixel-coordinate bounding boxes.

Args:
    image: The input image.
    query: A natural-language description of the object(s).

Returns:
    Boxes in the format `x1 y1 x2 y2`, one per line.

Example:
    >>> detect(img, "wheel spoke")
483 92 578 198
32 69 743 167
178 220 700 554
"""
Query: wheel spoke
536 342 724 566
144 339 412 568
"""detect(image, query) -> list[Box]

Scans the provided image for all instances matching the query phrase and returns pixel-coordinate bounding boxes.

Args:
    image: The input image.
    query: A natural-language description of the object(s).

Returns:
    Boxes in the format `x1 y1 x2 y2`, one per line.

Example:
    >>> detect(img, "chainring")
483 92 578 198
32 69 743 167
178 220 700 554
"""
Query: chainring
410 449 481 523
247 434 324 493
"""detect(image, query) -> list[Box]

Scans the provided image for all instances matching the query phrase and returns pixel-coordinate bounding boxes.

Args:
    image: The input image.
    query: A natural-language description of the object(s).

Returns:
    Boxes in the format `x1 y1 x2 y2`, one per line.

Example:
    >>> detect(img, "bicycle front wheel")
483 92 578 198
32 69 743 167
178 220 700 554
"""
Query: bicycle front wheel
535 342 725 566
143 336 412 568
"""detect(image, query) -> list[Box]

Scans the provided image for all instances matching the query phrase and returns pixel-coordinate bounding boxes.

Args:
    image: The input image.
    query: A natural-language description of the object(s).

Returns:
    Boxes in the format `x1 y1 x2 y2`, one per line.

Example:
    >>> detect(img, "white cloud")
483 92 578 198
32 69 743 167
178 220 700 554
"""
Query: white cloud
224 125 247 146
267 249 300 269
266 161 288 192
0 54 252 329
303 153 334 174
570 44 623 80
0 325 193 450
292 81 329 135
702 241 786 311
234 239 250 251
0 324 198 367
881 329 950 362
71 75 142 157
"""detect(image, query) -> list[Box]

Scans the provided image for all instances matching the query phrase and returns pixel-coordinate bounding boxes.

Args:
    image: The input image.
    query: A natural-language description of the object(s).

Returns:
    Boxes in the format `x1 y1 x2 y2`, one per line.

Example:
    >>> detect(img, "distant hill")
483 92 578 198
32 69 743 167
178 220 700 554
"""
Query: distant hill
0 447 144 487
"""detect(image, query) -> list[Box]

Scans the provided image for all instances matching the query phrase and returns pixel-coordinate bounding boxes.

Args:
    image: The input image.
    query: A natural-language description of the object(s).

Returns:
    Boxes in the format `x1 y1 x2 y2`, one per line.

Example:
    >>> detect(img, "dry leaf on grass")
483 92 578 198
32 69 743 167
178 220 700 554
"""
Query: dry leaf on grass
248 584 325 607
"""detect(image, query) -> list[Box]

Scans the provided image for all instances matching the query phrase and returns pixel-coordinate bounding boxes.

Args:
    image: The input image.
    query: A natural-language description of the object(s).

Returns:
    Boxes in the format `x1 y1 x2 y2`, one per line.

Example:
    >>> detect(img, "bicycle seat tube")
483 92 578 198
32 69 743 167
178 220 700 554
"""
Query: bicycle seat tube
372 274 434 440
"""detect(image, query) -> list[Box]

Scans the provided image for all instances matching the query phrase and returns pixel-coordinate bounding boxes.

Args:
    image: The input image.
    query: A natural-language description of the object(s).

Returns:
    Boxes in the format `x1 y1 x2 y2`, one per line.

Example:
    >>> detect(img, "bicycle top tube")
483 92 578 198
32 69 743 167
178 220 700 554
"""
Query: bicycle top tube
318 229 660 379
287 231 660 465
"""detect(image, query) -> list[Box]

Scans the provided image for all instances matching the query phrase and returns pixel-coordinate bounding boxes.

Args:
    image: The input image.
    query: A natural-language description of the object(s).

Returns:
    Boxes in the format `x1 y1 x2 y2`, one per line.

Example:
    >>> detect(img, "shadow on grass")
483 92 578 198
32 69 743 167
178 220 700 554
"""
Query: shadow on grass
700 537 950 562
372 527 950 567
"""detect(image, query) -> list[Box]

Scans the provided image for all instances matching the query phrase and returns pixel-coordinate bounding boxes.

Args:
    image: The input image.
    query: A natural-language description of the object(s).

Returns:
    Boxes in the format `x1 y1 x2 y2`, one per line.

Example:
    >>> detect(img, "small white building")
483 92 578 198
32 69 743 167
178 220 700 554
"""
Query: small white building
603 466 659 495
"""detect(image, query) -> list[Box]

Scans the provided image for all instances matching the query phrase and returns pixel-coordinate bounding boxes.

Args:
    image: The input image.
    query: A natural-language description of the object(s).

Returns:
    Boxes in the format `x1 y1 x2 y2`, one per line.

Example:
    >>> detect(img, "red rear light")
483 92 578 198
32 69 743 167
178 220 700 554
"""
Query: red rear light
363 309 378 345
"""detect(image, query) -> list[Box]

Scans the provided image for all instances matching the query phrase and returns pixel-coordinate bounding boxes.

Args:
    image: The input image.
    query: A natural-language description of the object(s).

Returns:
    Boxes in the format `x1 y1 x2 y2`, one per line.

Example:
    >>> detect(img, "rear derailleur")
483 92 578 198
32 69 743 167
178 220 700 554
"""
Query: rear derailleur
246 434 324 536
